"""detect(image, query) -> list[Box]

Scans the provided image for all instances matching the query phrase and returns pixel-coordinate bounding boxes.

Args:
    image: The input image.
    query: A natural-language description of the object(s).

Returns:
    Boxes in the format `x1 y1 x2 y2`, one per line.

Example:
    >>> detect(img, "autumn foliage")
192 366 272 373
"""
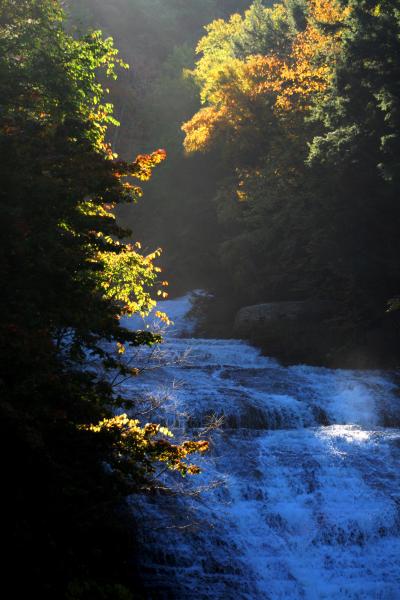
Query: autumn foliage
183 0 349 152
178 0 400 367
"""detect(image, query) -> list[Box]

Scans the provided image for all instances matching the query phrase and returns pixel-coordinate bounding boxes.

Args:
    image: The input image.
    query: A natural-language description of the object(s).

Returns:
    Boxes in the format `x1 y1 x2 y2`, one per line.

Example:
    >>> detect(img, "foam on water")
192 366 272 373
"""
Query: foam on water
123 294 400 599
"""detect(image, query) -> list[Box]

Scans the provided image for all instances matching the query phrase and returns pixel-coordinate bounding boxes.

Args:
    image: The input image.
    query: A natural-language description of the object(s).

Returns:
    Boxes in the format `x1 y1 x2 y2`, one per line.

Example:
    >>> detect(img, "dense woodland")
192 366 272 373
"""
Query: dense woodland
68 0 400 365
2 0 400 597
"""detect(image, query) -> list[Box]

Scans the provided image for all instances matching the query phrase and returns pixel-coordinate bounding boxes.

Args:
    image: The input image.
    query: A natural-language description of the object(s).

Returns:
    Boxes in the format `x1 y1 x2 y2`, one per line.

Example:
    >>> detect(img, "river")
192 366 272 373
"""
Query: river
122 294 400 599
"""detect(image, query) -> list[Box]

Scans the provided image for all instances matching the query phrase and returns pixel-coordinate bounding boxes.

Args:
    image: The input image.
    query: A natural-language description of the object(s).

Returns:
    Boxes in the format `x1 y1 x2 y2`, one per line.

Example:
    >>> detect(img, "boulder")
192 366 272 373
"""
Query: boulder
234 300 332 337
233 299 400 368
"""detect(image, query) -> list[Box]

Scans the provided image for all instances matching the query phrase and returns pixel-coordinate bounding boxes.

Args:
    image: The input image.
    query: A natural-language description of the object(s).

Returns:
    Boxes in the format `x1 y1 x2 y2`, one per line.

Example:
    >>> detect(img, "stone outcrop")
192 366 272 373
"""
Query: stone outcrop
234 300 333 338
233 299 340 365
232 298 400 368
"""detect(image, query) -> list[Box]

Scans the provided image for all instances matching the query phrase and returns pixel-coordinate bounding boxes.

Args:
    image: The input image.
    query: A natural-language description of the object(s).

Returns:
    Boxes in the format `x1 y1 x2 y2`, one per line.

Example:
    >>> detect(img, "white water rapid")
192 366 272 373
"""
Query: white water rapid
123 294 400 599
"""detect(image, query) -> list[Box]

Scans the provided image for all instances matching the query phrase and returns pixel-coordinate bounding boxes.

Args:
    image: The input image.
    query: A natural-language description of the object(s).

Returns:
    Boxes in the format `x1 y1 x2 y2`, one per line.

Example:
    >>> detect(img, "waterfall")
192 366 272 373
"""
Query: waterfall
122 294 400 599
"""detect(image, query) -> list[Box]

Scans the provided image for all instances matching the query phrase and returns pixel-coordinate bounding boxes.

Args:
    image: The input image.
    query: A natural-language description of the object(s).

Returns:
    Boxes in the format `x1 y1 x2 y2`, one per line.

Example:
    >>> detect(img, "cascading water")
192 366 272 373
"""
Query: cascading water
123 294 400 599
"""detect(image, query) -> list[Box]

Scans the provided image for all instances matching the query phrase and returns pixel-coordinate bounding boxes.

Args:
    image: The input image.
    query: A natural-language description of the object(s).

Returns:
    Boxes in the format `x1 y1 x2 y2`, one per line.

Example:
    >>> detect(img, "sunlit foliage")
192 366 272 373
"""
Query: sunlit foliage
183 0 349 152
98 244 171 323
0 1 206 597
83 414 209 477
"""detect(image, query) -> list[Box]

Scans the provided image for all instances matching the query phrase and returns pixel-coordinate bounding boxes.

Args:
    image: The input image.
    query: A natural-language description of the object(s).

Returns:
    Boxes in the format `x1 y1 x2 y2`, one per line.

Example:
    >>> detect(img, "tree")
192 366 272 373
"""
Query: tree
0 1 207 597
306 0 400 330
66 0 252 294
181 0 400 364
181 0 348 306
308 0 400 182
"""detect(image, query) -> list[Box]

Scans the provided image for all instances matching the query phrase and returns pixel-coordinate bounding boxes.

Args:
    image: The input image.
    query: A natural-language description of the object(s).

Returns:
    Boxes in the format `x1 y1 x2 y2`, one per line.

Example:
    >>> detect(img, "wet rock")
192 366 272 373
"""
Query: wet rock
233 299 339 366
234 300 333 337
